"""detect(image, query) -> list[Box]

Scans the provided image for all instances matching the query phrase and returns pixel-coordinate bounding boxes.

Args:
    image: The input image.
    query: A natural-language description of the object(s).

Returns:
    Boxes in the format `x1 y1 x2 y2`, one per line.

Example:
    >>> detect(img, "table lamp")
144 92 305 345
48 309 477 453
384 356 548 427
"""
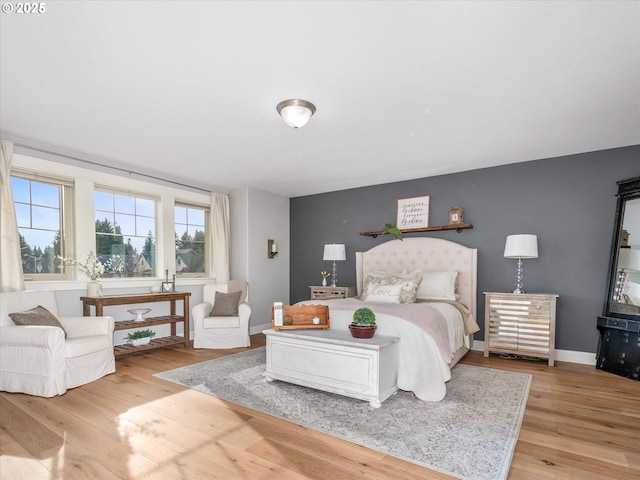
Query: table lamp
323 244 346 287
504 234 538 294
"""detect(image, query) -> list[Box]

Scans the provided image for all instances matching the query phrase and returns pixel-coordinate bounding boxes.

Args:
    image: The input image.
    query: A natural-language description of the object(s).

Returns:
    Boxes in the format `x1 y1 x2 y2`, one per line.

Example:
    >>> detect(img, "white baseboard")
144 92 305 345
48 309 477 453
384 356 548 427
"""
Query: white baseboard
471 340 596 366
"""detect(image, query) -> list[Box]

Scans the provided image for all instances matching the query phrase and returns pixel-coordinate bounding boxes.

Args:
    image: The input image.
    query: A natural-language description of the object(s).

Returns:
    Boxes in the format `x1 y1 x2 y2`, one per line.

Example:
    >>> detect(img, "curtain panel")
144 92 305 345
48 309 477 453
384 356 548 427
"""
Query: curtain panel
0 140 25 292
210 192 230 283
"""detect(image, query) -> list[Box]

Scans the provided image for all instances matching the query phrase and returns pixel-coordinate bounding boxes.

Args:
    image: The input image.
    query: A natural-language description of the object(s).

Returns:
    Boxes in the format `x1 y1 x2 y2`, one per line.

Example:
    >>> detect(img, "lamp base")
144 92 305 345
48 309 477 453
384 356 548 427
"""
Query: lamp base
331 260 338 287
512 258 525 294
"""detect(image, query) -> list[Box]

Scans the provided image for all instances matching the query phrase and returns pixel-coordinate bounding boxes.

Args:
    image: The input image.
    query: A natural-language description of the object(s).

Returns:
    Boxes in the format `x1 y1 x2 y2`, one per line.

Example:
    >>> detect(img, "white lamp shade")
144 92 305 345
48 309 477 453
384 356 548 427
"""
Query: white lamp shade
504 234 538 259
619 248 640 273
323 244 346 261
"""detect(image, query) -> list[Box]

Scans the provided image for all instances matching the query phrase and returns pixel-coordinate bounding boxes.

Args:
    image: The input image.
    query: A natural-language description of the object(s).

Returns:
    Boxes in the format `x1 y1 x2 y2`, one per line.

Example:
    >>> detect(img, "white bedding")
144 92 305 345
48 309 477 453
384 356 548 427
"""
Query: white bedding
297 297 468 401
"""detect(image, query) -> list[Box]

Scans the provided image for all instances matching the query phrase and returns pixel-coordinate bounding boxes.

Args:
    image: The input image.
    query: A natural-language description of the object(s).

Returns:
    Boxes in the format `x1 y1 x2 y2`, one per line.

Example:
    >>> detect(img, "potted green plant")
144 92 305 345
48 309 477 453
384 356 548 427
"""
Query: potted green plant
349 307 377 339
126 329 156 346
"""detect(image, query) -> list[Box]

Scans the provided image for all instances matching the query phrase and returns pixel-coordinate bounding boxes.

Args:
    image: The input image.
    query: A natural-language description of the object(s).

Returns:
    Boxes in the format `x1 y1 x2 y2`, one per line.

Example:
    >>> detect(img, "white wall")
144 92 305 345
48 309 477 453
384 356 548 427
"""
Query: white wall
231 187 290 333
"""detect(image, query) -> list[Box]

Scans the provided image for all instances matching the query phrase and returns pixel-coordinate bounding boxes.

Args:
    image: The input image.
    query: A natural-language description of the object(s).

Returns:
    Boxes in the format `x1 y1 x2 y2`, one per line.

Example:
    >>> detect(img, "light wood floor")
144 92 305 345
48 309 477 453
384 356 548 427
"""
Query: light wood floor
1 335 639 480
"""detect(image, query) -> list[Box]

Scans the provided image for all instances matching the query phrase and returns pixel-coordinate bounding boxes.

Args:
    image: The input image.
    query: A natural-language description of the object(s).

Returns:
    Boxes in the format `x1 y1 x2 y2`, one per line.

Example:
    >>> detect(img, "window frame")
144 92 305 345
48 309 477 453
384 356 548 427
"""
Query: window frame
174 201 210 279
11 169 75 281
94 185 160 279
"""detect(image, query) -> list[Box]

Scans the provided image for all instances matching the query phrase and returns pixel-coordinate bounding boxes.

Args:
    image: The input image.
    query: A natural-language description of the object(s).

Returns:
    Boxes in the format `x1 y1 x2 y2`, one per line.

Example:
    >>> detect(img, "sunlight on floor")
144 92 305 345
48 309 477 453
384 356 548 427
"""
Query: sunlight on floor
114 390 271 479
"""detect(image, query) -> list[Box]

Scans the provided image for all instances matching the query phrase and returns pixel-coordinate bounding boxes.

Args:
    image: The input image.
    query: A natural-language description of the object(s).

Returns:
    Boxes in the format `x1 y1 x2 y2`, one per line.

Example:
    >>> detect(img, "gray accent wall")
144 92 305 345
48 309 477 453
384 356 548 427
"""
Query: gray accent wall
290 145 640 353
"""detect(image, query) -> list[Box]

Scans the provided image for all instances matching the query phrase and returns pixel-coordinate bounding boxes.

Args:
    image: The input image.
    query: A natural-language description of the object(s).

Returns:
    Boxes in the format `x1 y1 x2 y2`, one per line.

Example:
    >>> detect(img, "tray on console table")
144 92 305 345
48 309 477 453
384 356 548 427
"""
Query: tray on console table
81 292 191 357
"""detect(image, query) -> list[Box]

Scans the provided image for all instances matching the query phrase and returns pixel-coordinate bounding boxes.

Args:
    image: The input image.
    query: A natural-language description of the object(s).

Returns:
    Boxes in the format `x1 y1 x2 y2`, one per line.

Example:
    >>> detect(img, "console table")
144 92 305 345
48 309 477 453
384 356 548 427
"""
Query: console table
81 292 191 357
263 328 399 408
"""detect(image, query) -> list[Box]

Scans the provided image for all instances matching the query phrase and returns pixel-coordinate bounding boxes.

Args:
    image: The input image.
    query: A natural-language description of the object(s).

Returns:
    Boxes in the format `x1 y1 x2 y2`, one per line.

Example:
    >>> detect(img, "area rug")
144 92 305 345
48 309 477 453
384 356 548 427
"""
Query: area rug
155 347 531 480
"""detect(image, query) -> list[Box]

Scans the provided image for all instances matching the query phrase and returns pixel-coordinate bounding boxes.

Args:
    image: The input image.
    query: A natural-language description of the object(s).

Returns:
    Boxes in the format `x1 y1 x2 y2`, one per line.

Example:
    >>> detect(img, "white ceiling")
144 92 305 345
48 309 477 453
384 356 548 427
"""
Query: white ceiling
1 1 639 197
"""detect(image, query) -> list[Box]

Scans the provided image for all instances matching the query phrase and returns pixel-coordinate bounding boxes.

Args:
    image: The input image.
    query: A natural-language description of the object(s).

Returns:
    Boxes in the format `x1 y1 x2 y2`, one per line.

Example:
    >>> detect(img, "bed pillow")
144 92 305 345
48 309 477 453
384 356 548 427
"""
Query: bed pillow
417 271 458 301
390 270 422 304
9 305 67 337
362 283 402 304
210 290 242 316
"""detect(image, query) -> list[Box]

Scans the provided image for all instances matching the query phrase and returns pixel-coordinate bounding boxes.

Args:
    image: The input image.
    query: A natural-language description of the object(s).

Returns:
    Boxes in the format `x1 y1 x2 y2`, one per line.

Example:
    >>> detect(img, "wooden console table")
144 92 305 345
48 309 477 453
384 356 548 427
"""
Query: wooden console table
81 292 191 357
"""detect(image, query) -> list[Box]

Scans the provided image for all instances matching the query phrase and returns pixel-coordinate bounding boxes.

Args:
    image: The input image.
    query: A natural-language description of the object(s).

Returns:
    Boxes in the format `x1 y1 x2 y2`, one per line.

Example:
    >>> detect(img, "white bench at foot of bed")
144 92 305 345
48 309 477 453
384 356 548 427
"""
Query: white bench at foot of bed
263 328 399 408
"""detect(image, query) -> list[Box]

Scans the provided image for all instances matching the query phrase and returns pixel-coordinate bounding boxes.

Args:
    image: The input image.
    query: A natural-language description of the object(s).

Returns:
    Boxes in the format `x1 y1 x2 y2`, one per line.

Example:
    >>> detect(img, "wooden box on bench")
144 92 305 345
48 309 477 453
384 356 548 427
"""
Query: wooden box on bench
271 304 330 330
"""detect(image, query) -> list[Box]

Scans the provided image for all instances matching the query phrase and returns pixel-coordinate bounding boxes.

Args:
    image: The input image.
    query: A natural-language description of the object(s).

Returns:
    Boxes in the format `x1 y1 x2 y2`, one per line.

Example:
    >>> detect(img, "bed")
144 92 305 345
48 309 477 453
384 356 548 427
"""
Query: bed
297 237 478 401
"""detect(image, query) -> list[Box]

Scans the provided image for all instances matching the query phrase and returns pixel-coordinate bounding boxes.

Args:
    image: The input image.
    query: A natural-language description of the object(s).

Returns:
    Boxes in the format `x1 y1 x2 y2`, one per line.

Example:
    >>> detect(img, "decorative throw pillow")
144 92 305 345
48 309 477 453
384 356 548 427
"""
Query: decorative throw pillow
9 305 67 337
362 283 402 304
210 290 242 316
361 271 391 299
416 271 458 301
390 270 422 304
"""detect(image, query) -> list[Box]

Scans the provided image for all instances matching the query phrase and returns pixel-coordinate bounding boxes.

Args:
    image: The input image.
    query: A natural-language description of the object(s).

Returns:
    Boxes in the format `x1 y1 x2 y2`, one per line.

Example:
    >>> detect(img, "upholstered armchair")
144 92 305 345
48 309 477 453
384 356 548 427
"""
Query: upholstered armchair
0 290 116 397
192 281 251 349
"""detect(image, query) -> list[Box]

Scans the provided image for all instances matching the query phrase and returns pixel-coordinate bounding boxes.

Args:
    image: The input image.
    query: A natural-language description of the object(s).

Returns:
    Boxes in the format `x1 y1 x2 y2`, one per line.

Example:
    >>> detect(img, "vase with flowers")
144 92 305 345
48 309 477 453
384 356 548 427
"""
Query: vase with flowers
58 251 106 297
321 270 330 287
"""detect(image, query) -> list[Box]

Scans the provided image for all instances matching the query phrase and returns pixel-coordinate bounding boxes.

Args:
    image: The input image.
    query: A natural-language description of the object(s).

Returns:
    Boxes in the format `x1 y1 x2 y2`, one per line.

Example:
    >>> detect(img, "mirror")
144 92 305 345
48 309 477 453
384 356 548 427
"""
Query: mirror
605 177 640 319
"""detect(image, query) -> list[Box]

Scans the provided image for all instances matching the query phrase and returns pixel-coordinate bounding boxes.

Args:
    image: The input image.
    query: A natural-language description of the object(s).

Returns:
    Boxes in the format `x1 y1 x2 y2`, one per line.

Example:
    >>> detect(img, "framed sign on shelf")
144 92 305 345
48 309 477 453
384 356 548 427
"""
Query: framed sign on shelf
396 195 430 230
448 206 464 225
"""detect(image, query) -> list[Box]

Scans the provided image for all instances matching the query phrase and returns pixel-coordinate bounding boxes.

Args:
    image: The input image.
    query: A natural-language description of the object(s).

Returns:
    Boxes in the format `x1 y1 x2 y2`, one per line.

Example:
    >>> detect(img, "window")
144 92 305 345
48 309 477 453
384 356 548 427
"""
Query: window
94 188 157 278
11 172 73 279
175 203 208 277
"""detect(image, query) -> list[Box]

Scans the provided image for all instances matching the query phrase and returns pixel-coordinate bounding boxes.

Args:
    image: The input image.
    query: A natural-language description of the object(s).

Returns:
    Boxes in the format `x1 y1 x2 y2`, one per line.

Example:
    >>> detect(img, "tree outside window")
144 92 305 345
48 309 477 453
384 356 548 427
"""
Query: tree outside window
175 204 207 276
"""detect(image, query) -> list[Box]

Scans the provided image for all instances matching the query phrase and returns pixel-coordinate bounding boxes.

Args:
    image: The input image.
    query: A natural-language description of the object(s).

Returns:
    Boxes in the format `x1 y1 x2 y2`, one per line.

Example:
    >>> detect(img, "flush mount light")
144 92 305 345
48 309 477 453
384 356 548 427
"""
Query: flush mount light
276 99 316 129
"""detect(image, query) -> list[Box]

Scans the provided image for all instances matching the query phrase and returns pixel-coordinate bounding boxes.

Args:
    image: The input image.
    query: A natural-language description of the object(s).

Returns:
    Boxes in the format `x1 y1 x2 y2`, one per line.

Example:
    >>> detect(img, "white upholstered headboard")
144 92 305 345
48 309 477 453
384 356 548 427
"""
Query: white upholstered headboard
355 237 478 320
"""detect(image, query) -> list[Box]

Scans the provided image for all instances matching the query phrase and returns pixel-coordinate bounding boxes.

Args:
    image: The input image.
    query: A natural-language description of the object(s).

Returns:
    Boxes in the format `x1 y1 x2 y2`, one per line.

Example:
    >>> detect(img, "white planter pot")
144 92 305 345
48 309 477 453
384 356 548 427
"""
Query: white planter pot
87 281 103 297
131 337 151 347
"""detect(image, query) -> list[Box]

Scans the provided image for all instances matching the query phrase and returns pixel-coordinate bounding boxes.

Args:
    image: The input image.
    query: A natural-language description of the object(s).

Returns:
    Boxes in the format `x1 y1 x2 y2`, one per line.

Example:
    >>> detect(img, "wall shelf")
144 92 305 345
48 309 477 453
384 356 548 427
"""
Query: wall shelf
360 223 473 237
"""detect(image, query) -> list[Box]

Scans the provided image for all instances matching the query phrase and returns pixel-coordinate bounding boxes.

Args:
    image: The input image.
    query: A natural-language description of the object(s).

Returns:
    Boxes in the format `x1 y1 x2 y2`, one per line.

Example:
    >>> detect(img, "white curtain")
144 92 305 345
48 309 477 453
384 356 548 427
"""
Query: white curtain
210 192 230 283
0 140 25 292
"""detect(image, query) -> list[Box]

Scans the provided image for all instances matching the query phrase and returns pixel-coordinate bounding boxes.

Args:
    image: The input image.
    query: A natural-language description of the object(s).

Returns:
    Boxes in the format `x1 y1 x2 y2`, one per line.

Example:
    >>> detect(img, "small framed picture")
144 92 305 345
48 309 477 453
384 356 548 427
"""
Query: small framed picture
161 281 175 293
449 206 464 225
396 195 430 230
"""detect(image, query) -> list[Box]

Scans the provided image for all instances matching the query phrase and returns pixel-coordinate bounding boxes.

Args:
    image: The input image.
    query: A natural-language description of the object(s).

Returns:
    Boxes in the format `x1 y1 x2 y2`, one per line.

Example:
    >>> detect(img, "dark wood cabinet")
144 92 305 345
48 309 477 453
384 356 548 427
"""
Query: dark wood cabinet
596 316 639 380
596 176 640 380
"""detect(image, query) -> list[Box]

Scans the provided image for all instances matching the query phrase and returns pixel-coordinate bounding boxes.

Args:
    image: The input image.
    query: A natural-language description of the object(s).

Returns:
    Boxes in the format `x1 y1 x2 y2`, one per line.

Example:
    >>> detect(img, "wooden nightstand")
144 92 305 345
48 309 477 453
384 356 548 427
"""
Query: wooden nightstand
310 286 357 300
484 292 558 366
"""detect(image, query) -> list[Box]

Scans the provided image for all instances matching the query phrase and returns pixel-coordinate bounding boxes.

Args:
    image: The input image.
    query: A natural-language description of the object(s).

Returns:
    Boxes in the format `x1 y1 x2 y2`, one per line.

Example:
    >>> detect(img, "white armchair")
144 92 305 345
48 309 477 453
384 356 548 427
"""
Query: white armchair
0 290 116 397
192 281 251 349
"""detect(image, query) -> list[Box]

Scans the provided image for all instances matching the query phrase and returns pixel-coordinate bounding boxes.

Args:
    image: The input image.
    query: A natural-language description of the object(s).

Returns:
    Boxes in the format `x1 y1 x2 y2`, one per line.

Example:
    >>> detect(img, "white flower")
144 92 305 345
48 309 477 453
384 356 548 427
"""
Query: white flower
57 251 105 281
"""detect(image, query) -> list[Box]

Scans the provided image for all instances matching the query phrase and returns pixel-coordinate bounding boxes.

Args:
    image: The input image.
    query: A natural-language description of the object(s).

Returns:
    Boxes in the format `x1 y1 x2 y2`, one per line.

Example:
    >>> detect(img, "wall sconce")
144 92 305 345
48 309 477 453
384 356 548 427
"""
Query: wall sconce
268 239 278 259
504 234 538 294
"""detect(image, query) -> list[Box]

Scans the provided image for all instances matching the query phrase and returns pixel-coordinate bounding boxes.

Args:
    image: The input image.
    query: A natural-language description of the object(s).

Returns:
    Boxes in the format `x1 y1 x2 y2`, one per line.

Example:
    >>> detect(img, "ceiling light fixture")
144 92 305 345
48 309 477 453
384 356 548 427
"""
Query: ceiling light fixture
276 99 316 129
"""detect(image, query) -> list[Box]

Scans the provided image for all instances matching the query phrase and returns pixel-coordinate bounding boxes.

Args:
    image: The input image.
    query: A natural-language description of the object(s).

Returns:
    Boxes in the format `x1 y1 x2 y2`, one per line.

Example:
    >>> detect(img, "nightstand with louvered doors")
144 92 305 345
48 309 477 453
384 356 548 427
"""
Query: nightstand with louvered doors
310 286 357 300
484 292 559 366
